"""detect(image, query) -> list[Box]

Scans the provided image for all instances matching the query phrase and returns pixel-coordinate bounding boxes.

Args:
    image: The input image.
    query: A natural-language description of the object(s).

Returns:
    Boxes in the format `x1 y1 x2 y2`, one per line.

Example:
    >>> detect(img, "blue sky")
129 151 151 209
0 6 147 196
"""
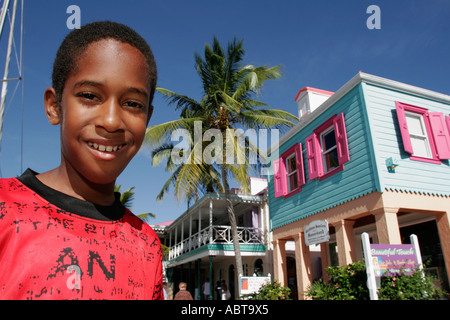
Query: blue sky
0 0 449 224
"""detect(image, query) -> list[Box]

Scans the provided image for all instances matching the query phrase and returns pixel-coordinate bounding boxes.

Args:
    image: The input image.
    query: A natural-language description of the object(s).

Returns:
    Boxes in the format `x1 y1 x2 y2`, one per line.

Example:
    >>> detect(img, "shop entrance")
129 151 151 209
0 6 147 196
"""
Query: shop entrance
286 256 298 300
400 220 449 292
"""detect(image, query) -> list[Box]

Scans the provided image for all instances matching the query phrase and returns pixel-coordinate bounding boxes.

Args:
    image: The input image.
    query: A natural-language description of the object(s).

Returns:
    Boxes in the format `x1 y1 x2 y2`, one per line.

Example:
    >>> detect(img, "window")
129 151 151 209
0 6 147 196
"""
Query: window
396 102 450 163
306 113 350 180
404 111 432 159
320 126 339 173
286 153 298 192
273 143 305 198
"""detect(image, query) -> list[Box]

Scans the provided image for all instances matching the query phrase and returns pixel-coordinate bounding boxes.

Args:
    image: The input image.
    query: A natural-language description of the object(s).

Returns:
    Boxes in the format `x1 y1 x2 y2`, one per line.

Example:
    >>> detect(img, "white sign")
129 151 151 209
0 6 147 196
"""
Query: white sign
304 220 329 246
361 232 423 300
239 275 271 296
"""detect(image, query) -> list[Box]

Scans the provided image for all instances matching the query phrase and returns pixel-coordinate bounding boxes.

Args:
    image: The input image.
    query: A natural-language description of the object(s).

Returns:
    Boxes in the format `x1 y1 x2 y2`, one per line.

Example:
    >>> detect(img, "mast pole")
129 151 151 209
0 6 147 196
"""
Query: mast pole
0 0 12 37
0 0 18 151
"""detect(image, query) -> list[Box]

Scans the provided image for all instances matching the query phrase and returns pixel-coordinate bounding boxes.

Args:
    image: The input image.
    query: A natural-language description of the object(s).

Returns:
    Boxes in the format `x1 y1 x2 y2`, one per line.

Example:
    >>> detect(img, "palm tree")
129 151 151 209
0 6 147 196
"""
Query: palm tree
137 212 157 221
115 184 156 220
146 37 297 279
150 123 223 203
114 184 135 209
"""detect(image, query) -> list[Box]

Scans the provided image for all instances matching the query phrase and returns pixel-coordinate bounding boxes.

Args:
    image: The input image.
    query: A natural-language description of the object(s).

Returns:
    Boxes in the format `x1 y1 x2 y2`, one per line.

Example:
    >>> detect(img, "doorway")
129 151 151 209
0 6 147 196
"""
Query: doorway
228 264 235 300
400 220 449 292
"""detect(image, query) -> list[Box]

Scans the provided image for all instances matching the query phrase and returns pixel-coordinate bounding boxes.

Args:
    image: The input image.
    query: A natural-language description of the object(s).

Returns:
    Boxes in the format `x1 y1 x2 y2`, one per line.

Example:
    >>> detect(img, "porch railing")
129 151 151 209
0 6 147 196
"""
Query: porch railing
168 225 264 260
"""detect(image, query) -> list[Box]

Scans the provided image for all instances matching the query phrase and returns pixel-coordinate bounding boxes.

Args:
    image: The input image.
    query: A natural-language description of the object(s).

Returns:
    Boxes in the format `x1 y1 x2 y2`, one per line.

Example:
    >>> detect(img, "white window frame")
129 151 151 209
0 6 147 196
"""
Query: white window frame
404 111 433 159
320 126 338 173
285 153 298 193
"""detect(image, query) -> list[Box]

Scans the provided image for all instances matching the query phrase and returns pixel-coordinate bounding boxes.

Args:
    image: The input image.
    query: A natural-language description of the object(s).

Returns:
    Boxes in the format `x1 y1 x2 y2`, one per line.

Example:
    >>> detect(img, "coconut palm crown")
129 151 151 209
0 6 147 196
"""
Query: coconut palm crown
146 37 297 279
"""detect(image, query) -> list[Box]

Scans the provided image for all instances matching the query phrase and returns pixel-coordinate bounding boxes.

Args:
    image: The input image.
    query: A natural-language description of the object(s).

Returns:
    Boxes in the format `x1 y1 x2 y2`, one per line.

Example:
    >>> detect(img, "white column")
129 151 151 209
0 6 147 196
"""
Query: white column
209 198 213 243
175 225 178 245
175 225 178 257
181 219 184 253
169 230 172 259
198 207 202 247
189 214 193 251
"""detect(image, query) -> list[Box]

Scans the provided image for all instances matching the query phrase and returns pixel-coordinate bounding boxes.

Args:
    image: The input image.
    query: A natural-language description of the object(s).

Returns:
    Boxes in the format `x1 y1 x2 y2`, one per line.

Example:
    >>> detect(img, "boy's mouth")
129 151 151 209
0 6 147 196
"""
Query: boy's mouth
87 142 125 153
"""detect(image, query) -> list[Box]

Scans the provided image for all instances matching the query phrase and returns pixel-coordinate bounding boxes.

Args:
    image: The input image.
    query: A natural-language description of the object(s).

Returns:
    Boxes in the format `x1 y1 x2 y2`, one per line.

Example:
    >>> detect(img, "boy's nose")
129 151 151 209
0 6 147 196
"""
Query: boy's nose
97 99 125 132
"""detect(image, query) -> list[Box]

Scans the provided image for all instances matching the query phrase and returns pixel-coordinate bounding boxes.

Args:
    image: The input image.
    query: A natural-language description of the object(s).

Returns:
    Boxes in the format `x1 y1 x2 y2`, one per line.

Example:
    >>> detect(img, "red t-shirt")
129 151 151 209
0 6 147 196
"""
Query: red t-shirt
0 170 163 300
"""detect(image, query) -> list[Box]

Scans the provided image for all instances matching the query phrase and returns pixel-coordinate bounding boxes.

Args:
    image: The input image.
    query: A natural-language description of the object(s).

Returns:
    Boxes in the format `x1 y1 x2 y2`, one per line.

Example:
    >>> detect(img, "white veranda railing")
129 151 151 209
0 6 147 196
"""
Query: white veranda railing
169 225 263 260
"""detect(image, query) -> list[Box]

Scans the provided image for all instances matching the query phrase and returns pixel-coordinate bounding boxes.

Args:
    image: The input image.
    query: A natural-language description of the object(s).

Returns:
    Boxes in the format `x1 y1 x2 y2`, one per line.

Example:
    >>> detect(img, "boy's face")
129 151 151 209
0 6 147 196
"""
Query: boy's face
45 39 153 185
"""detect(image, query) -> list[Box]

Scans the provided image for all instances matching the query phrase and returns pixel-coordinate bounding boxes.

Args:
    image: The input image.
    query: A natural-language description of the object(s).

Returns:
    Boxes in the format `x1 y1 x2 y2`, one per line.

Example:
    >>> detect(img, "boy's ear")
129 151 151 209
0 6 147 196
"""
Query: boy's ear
44 87 61 125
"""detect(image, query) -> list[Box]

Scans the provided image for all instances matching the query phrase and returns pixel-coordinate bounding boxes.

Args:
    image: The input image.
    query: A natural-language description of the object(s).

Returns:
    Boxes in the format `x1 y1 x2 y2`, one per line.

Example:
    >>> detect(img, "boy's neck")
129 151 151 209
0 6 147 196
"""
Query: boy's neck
36 164 116 206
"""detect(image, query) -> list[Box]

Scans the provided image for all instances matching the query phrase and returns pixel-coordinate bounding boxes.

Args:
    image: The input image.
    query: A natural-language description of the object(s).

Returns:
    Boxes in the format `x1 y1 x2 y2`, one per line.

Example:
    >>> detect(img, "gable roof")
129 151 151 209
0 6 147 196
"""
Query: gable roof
270 72 450 155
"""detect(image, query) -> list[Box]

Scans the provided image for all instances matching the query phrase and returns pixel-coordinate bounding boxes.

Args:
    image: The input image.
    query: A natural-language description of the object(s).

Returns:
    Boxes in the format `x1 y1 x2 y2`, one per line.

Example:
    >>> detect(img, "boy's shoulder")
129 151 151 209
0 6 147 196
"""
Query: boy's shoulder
122 208 161 243
0 176 31 199
0 175 161 247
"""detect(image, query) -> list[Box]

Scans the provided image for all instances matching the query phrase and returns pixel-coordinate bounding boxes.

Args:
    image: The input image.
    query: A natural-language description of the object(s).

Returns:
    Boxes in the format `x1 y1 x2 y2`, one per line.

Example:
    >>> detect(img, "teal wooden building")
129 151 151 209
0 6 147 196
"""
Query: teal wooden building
267 72 450 299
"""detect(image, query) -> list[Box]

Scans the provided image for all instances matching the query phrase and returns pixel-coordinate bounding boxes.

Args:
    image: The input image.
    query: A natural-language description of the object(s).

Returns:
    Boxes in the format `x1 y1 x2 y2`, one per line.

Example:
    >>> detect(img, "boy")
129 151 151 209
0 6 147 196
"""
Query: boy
0 21 162 300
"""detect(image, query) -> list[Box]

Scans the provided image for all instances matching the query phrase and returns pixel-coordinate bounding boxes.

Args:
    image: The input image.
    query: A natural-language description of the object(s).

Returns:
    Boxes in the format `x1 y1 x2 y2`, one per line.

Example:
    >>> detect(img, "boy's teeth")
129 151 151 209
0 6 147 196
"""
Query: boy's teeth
88 142 122 152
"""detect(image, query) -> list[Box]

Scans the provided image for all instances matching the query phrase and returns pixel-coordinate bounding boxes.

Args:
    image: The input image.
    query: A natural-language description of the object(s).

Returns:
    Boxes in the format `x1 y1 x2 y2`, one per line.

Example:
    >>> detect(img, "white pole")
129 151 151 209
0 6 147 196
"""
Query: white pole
410 234 424 278
0 0 11 37
181 219 184 253
175 225 178 257
189 214 192 251
198 207 201 247
361 232 378 300
209 198 213 244
0 0 18 149
169 230 172 260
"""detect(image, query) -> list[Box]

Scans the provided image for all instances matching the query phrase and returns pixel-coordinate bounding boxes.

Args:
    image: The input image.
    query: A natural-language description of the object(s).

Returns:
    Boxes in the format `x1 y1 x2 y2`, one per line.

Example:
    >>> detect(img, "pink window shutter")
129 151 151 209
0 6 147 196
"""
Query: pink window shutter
273 158 287 197
446 116 450 137
295 143 306 188
395 102 414 154
306 134 320 180
333 113 350 164
429 112 450 159
273 158 282 197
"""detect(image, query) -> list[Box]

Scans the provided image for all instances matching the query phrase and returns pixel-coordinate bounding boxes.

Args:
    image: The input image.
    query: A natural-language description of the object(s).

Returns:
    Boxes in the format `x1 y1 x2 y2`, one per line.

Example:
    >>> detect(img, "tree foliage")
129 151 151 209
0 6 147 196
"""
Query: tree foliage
146 37 297 277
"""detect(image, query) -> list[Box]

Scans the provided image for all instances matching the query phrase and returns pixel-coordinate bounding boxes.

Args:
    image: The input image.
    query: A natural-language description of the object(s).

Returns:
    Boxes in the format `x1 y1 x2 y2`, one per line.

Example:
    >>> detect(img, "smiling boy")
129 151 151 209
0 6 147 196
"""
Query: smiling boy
0 21 163 299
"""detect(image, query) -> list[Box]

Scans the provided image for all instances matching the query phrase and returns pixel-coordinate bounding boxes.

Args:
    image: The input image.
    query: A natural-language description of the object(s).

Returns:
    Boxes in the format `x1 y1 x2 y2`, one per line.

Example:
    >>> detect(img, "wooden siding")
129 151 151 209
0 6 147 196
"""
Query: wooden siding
268 85 379 230
361 82 450 196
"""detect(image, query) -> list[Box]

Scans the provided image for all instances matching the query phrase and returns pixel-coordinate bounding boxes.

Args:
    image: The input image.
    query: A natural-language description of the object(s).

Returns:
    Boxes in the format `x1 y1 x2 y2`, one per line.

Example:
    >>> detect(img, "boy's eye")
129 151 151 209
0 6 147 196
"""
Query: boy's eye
124 101 145 109
78 92 98 101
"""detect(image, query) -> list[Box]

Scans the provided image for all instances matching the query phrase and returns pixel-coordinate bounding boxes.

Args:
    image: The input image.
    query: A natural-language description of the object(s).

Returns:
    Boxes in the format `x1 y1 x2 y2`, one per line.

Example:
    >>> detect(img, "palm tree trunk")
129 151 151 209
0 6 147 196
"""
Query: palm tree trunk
221 164 244 288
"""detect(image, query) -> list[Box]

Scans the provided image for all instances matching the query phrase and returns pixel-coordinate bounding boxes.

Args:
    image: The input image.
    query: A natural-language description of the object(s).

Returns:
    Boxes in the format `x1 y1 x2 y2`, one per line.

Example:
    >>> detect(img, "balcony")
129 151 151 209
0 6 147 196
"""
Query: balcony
163 191 269 264
169 225 264 260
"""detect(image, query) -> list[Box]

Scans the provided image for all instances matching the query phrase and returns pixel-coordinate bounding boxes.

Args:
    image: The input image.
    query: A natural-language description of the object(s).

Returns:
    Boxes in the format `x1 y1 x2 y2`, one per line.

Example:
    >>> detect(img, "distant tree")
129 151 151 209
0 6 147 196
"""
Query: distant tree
115 184 156 220
114 184 135 209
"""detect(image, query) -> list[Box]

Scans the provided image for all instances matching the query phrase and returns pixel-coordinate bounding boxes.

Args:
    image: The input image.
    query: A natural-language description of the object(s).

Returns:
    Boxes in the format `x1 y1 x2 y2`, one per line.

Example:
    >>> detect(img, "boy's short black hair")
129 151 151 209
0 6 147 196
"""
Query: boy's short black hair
52 21 157 107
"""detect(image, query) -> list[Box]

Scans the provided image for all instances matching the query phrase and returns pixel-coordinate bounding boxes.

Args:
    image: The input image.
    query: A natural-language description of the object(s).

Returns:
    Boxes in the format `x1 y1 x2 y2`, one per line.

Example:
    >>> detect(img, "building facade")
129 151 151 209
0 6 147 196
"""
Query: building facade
268 72 450 299
157 178 272 300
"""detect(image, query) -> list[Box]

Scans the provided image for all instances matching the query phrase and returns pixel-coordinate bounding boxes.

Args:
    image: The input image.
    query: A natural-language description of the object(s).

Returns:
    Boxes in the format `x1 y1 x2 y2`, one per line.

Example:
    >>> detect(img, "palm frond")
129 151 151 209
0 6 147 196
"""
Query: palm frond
239 109 298 130
138 212 156 219
157 88 201 111
145 117 201 147
114 185 135 209
151 143 175 167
